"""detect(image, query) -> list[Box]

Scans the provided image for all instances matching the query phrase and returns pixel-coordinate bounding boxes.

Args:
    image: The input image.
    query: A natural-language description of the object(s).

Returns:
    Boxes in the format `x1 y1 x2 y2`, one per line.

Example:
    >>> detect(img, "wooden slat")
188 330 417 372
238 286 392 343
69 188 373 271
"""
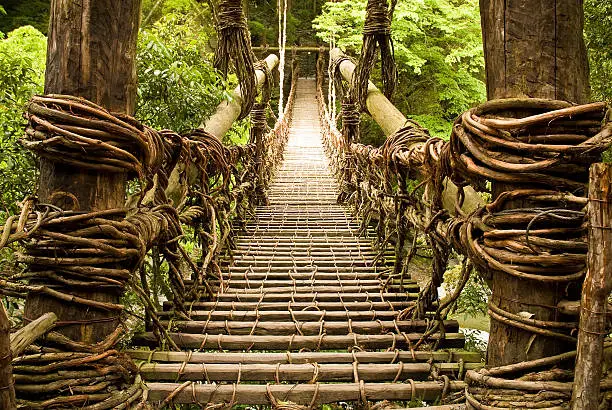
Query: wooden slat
138 362 482 382
126 350 483 364
145 381 467 404
163 319 460 335
163 301 415 311
132 332 465 350
156 309 402 321
210 292 417 302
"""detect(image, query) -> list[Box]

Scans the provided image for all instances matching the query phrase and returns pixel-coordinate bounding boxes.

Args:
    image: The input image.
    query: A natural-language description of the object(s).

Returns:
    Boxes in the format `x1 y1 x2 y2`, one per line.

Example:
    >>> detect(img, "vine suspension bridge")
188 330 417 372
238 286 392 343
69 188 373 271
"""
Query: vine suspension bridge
0 1 612 410
128 78 477 406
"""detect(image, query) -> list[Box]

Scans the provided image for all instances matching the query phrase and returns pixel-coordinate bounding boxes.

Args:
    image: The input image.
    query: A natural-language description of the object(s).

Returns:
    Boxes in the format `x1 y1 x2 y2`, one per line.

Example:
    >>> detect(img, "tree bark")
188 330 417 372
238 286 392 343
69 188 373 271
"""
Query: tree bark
570 163 612 410
480 0 589 103
479 0 590 367
0 302 16 410
24 0 142 344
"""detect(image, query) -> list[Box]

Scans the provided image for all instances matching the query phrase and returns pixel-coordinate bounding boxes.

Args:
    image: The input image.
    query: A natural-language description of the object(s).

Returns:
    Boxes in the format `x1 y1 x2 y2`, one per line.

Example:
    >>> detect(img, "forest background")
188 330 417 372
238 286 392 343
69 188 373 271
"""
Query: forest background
0 0 610 349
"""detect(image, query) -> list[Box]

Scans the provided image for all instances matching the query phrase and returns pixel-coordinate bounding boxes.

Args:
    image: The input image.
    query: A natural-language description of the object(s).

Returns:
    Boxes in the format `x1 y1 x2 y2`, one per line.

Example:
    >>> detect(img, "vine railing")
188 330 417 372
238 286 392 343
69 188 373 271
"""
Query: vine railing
0 62 297 408
317 52 612 408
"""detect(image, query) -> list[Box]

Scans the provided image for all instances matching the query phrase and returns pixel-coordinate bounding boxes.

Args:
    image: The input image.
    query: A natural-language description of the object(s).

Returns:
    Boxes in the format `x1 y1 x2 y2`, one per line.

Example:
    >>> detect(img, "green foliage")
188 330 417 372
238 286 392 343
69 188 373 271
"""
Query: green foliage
314 0 486 144
136 12 228 133
141 0 215 30
585 0 612 102
248 0 316 47
0 0 49 34
0 26 46 214
461 328 488 354
408 114 453 140
443 262 490 319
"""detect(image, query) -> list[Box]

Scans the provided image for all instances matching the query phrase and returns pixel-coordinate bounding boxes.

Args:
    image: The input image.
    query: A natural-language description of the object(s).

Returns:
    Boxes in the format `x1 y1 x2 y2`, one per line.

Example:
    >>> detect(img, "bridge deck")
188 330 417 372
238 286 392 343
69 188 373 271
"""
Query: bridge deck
129 78 480 407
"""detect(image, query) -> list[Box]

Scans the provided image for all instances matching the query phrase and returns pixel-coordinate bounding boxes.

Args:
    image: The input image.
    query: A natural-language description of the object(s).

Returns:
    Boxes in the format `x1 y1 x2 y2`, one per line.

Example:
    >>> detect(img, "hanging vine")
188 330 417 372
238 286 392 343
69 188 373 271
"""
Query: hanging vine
351 0 398 111
214 0 257 120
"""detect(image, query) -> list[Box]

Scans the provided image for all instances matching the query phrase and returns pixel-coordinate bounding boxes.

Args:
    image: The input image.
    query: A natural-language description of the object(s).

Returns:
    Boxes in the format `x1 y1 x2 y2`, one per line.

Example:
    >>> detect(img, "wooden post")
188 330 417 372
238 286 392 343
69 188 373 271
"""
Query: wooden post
0 303 16 410
23 0 142 344
570 163 612 410
329 48 484 215
479 0 590 366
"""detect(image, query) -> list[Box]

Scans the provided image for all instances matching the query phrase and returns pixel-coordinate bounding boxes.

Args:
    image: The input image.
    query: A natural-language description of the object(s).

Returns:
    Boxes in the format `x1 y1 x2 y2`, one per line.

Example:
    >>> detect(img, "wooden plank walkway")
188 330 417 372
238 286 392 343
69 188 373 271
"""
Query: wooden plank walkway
130 78 480 407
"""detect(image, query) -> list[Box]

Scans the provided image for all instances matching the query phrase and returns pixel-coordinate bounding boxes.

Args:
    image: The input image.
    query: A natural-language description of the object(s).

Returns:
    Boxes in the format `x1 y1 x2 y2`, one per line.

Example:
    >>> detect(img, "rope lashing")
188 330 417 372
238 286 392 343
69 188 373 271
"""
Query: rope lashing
23 95 164 194
250 103 269 204
465 346 612 409
277 0 288 118
11 327 145 409
214 0 257 120
0 78 300 407
446 101 611 294
352 0 398 111
316 60 612 408
447 99 612 193
250 104 268 141
341 99 360 145
266 383 320 410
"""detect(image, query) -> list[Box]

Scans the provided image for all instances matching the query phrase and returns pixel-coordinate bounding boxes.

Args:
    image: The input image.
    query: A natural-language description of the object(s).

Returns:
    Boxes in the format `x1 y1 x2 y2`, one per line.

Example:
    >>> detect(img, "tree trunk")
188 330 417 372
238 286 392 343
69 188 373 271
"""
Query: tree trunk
570 163 612 410
0 302 16 410
479 0 590 367
23 0 142 344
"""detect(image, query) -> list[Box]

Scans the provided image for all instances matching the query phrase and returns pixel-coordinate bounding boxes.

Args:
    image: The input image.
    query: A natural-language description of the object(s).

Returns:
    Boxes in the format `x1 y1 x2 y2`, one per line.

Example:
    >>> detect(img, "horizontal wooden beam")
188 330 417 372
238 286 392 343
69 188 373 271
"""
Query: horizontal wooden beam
205 285 416 294
156 309 402 321
127 350 483 364
132 332 465 350
138 361 481 382
253 46 325 53
208 292 419 302
217 272 384 280
145 381 467 404
163 300 415 311
162 319 460 335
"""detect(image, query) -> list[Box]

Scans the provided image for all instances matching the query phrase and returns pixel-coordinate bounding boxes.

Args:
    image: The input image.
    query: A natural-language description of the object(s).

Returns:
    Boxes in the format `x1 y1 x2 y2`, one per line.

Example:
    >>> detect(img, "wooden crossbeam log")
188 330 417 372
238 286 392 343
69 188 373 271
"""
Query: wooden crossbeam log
145 381 466 404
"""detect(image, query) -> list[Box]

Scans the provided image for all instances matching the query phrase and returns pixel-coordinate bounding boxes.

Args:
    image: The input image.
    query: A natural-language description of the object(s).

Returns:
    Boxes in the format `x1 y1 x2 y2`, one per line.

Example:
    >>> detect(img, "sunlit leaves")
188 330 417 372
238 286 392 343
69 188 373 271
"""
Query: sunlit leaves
136 13 228 133
314 0 486 140
585 0 612 101
0 26 46 214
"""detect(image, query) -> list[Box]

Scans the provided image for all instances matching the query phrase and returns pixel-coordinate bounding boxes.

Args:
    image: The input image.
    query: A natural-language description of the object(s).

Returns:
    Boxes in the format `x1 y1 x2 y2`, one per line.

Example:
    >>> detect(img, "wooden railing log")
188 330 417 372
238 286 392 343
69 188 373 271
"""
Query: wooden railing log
164 54 280 207
329 48 483 215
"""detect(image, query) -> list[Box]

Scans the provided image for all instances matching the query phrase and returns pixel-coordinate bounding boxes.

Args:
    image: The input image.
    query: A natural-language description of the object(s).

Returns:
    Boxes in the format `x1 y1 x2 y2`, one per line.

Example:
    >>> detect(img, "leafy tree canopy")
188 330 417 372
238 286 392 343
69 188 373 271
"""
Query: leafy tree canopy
136 8 228 133
0 0 49 35
0 26 46 214
585 0 612 101
314 0 486 141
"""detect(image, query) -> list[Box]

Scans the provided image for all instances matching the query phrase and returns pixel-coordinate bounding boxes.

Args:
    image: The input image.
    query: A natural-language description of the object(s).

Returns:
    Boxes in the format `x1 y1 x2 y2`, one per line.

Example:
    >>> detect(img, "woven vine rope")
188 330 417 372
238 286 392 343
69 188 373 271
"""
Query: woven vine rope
214 0 257 120
317 54 612 407
352 0 397 111
0 71 299 407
